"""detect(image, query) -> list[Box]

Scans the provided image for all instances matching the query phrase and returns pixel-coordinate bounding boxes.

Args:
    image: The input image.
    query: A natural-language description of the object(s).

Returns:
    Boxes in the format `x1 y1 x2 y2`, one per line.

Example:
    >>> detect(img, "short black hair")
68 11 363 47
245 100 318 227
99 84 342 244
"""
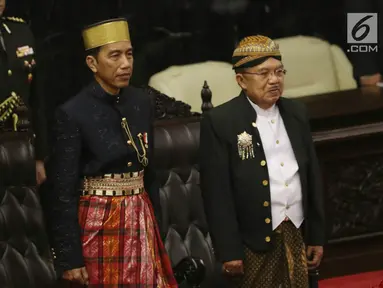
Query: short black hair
86 47 101 58
234 67 246 74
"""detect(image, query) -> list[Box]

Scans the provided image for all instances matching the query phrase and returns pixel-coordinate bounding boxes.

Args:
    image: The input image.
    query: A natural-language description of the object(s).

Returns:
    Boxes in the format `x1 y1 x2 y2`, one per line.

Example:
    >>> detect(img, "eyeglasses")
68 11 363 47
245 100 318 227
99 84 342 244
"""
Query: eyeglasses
242 68 287 80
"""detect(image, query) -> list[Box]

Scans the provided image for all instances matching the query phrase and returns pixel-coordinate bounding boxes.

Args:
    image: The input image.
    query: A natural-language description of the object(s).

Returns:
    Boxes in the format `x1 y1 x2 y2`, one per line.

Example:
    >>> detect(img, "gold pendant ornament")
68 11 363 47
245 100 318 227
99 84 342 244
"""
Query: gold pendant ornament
121 118 149 167
237 131 255 160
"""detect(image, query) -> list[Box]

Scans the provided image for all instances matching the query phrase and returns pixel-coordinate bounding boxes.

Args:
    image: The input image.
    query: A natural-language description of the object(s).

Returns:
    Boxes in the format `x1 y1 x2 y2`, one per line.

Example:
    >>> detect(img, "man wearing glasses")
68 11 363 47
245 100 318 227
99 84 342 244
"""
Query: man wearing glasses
200 35 325 287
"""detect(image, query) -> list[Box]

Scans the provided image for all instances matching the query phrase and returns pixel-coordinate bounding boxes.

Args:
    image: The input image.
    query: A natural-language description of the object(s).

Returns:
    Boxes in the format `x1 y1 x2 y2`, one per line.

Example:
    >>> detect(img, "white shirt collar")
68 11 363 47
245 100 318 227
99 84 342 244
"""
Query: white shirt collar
247 97 277 117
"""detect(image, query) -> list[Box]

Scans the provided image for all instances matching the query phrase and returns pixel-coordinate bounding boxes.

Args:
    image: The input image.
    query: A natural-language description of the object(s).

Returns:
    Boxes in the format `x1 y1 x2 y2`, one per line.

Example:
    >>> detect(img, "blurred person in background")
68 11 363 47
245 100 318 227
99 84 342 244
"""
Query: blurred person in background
0 0 47 185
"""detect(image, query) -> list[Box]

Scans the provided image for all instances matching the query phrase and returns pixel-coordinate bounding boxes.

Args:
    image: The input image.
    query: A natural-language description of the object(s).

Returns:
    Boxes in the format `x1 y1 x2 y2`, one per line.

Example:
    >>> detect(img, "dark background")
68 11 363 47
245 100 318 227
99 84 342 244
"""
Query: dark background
4 0 347 125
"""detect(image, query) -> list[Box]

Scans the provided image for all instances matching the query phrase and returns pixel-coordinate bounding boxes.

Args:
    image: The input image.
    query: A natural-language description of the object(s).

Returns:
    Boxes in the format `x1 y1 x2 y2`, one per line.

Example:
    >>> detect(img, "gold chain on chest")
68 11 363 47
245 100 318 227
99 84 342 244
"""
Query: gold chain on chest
121 117 149 167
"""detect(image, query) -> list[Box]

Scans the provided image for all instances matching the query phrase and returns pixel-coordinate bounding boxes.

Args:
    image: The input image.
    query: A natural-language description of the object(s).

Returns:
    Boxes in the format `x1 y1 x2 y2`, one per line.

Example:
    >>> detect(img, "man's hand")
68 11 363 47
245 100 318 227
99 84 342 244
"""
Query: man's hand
36 160 46 186
62 267 89 285
222 260 244 276
360 73 381 86
307 246 323 270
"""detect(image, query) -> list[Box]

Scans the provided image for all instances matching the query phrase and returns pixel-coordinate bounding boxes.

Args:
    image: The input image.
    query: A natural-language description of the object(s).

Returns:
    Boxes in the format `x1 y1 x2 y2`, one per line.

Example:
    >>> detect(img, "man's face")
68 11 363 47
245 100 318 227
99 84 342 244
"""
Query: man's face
87 41 133 91
236 57 285 108
0 0 6 17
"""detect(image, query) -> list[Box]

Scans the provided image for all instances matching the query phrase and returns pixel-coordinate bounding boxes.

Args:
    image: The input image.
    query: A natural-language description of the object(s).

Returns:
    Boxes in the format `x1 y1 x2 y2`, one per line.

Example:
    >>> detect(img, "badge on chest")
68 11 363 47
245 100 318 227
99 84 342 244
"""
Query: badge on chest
16 45 34 58
237 131 255 160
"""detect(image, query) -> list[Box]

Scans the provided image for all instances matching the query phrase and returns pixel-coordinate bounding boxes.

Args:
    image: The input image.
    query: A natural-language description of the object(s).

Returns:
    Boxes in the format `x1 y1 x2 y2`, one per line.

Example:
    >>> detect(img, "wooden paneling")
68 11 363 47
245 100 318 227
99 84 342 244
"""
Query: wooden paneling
297 87 383 278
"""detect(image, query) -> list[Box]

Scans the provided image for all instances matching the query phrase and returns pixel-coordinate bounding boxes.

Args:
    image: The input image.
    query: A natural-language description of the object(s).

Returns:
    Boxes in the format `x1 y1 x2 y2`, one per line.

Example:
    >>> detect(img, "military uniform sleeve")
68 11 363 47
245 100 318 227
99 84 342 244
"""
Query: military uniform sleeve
302 106 326 246
143 96 162 228
199 113 244 263
46 107 84 276
28 38 48 160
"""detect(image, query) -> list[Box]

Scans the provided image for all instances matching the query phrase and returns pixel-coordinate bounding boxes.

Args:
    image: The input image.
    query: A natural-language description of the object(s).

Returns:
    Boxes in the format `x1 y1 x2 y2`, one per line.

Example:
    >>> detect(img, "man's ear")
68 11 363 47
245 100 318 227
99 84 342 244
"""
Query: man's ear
236 73 247 90
86 55 98 73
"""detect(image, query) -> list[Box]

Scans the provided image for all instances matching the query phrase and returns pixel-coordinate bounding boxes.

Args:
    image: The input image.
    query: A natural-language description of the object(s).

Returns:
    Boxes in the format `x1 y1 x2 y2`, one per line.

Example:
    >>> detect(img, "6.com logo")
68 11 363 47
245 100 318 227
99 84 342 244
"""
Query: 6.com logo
347 13 378 53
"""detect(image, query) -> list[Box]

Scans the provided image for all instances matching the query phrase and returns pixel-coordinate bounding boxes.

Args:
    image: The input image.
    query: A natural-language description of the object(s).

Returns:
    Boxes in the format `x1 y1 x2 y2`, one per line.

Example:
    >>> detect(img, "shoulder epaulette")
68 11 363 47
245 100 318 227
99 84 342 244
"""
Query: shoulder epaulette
5 16 25 23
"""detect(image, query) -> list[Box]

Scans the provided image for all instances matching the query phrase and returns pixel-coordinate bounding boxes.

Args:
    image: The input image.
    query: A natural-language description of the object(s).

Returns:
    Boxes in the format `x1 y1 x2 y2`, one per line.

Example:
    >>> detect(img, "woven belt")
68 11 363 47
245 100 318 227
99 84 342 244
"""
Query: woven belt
81 171 145 197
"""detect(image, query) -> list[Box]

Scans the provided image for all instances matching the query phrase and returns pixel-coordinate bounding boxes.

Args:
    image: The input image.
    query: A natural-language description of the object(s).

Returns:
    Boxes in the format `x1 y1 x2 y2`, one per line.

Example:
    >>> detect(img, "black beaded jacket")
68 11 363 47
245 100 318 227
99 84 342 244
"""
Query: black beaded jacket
41 81 160 277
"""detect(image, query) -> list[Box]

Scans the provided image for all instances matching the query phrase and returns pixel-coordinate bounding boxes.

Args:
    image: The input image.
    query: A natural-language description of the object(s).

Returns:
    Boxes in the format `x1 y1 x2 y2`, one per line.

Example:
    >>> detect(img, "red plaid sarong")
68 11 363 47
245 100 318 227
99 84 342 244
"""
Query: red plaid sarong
77 191 178 287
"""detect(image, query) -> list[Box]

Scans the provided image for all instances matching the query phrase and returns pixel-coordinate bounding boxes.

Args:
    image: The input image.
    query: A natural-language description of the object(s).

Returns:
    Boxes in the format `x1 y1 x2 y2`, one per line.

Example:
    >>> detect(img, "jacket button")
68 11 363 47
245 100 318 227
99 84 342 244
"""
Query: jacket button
263 201 269 207
265 236 271 242
8 70 12 76
127 140 132 145
262 180 268 186
265 218 271 224
252 122 257 127
260 160 266 166
127 162 132 167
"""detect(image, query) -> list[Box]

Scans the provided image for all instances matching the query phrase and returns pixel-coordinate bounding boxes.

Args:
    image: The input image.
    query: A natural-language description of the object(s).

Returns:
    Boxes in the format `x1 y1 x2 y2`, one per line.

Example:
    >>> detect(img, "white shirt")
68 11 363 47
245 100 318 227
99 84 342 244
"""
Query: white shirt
249 100 304 230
